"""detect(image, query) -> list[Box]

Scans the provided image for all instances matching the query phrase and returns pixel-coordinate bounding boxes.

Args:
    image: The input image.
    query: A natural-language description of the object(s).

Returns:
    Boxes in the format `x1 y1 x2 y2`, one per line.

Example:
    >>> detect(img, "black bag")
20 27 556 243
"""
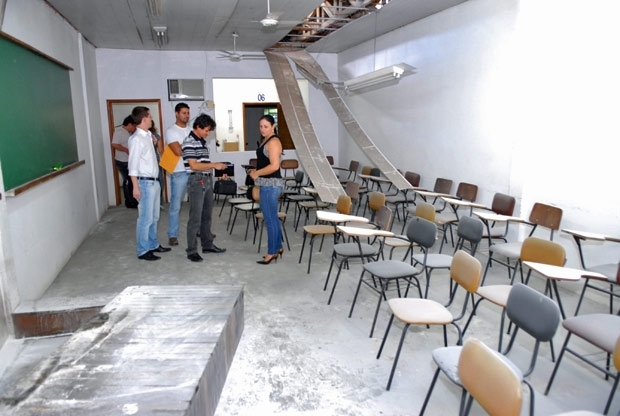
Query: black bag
214 179 237 195
245 174 255 186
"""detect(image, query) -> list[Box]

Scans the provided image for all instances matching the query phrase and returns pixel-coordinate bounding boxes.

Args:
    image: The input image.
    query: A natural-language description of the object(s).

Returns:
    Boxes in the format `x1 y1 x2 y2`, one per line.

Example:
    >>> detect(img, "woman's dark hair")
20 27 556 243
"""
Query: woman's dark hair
259 114 278 135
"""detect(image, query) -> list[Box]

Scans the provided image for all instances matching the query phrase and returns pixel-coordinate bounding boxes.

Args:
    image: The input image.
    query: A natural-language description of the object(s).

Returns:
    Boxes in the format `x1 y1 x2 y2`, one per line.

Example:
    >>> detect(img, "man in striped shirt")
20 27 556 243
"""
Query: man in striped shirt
182 114 228 262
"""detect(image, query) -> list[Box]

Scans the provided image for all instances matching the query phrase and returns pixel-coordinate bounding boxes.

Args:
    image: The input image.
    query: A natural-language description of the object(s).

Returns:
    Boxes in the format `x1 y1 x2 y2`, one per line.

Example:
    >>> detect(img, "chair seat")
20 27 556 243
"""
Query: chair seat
476 285 511 307
489 241 523 259
363 260 418 279
412 253 453 269
434 212 457 225
562 314 620 353
298 201 330 209
348 223 378 230
384 236 411 248
256 212 286 220
228 197 252 204
303 224 336 235
387 298 452 325
432 345 524 385
333 243 376 257
234 202 259 211
286 194 314 202
482 226 508 238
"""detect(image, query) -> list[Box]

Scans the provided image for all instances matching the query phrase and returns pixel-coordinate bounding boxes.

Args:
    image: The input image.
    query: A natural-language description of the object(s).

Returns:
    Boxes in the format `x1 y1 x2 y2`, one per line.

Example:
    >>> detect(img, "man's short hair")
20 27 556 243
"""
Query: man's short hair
122 115 135 126
175 102 189 113
193 113 216 130
131 106 150 125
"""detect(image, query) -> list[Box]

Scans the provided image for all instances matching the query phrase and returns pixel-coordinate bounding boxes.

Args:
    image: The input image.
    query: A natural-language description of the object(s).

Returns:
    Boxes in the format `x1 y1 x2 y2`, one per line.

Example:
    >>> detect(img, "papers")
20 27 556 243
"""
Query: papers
159 145 181 174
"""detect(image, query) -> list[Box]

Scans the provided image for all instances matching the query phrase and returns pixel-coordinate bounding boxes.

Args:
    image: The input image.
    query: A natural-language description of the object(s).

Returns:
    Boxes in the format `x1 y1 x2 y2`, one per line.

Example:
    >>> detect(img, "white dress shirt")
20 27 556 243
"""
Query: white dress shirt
128 128 159 178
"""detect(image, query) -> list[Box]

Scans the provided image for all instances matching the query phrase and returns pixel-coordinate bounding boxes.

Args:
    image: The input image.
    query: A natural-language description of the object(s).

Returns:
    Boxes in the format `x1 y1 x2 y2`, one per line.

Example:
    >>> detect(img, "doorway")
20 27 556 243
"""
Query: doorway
106 99 166 206
242 102 294 151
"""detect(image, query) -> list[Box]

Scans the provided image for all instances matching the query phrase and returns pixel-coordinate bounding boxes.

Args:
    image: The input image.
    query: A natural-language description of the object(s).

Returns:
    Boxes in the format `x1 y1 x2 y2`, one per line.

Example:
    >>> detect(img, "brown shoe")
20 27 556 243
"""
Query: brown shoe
169 237 178 246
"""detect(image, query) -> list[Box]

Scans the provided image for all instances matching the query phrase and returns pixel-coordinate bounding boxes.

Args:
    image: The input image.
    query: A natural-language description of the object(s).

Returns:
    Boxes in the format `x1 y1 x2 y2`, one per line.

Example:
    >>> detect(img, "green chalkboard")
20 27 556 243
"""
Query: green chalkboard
0 36 78 191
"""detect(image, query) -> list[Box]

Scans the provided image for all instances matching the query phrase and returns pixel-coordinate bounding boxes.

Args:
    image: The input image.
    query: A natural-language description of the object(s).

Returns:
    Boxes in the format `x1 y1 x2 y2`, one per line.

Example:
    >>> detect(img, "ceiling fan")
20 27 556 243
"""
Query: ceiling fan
255 0 300 28
216 32 265 62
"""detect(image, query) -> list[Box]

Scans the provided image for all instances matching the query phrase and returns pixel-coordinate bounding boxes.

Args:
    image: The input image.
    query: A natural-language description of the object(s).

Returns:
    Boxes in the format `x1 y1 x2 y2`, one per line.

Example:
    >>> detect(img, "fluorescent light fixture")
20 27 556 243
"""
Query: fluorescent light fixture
344 63 416 93
295 63 342 89
152 25 168 47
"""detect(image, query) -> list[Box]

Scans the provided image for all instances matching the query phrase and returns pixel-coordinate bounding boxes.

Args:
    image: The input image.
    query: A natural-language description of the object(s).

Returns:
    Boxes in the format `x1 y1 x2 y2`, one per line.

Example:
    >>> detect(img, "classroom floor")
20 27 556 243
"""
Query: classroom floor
0 198 617 415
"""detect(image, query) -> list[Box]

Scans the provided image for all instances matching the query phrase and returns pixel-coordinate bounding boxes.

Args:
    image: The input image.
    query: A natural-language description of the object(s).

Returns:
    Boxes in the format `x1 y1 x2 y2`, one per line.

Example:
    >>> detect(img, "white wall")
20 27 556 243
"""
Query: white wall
96 49 340 201
337 0 620 267
0 0 106 314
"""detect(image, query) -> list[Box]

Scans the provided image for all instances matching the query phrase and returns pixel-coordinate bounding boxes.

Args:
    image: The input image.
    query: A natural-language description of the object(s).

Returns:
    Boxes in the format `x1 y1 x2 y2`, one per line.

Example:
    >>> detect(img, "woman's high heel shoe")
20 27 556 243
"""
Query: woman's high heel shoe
278 248 284 257
257 253 279 265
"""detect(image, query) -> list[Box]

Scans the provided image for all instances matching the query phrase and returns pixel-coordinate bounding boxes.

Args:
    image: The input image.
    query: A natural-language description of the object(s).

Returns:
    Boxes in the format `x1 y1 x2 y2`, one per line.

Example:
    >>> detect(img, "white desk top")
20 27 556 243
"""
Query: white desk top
316 210 369 224
358 174 392 183
523 261 605 282
415 190 453 199
473 210 526 223
441 196 488 210
302 186 319 194
562 228 607 241
337 225 394 238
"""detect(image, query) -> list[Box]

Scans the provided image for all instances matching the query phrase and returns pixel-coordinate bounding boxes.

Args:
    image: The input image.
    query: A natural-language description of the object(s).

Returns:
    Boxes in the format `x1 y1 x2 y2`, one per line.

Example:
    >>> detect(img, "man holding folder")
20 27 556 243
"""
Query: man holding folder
163 102 191 246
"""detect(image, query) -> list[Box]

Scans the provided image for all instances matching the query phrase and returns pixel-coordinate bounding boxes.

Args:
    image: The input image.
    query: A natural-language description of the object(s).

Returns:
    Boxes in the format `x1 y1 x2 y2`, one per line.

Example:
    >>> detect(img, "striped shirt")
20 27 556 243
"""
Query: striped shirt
182 131 210 173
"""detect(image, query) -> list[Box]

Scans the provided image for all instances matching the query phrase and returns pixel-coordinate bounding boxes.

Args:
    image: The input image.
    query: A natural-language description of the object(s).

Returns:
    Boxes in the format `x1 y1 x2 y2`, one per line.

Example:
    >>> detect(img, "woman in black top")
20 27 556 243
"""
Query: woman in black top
249 115 284 264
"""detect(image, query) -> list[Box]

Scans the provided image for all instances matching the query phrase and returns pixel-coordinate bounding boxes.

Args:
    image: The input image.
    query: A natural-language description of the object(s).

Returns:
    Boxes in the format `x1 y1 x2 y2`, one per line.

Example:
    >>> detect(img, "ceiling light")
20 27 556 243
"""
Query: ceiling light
152 26 168 47
344 63 415 93
260 17 279 27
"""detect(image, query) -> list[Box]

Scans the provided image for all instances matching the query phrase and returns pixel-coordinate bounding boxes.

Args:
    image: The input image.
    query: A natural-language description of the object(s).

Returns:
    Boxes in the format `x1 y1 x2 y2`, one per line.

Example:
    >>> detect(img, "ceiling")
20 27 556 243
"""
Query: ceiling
45 0 467 54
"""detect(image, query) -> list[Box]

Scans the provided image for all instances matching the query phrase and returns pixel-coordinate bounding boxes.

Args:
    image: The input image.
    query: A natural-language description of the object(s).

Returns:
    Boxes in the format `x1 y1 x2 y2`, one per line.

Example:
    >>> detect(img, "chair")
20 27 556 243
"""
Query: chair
545 315 620 415
434 182 478 252
326 155 334 165
229 186 261 240
421 283 561 416
453 215 484 256
464 237 565 352
348 217 426 337
387 202 436 260
324 206 393 305
385 171 421 222
407 217 452 299
298 194 352 274
458 338 523 416
280 158 298 180
403 177 453 225
480 192 516 247
333 160 359 184
295 195 331 231
376 250 482 390
359 191 386 223
344 181 361 214
483 202 563 283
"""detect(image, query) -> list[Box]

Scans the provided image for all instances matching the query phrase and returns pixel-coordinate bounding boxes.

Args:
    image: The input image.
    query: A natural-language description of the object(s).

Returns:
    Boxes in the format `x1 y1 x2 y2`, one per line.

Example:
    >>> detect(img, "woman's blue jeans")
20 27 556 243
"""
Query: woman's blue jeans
259 185 283 255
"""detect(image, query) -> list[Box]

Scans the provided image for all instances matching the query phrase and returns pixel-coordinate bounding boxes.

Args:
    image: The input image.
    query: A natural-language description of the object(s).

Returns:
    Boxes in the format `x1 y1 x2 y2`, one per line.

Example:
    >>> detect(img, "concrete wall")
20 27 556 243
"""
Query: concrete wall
0 0 105 324
337 0 620 267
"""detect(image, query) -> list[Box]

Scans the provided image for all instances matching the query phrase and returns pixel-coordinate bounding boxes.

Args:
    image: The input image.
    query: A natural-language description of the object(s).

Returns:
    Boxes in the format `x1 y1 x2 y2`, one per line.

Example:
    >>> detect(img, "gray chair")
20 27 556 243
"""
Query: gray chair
420 283 561 416
324 206 393 305
348 218 425 338
545 314 620 415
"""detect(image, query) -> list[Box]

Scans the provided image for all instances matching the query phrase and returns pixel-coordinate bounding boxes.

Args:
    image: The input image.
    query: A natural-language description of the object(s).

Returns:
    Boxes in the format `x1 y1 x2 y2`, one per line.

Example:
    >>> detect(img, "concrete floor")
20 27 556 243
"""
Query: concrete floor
0 198 617 415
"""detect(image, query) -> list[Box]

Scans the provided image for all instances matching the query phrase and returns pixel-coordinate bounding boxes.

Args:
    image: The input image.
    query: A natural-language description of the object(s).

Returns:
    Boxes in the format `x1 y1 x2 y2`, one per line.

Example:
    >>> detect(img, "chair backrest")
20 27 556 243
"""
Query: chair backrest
361 166 373 175
506 283 560 343
528 202 563 232
345 181 360 201
326 155 334 165
457 216 484 244
459 338 523 416
336 194 352 215
248 158 257 168
404 171 421 187
491 192 516 216
348 160 360 173
505 283 561 377
367 191 386 212
455 182 478 202
406 217 437 249
369 167 381 177
280 159 298 170
434 178 453 194
375 206 393 231
415 202 436 222
450 250 482 294
520 237 565 266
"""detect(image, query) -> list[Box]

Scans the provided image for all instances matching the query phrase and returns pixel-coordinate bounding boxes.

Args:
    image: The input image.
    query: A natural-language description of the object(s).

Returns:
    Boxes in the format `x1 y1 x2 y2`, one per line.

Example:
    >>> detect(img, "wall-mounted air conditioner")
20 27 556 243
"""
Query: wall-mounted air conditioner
167 79 204 101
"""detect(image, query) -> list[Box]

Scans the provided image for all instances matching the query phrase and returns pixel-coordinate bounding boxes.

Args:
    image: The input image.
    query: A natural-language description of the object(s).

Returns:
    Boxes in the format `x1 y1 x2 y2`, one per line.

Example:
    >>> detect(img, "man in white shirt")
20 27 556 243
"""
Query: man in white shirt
128 106 171 261
164 102 191 246
111 115 137 208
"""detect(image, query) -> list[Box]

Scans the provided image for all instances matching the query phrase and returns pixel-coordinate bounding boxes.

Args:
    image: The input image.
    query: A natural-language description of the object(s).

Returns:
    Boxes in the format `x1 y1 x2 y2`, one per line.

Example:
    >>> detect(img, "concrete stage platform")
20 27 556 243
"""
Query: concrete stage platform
1 285 244 415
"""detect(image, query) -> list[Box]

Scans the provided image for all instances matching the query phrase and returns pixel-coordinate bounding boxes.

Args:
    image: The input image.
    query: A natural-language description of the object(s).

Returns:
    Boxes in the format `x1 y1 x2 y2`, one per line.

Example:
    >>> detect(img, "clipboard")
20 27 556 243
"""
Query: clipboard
159 145 181 174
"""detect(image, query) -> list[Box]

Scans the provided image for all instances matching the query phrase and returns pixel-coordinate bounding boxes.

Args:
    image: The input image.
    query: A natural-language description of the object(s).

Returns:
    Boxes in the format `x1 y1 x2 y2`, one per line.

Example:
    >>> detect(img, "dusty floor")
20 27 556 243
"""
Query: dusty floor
0 198 617 415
